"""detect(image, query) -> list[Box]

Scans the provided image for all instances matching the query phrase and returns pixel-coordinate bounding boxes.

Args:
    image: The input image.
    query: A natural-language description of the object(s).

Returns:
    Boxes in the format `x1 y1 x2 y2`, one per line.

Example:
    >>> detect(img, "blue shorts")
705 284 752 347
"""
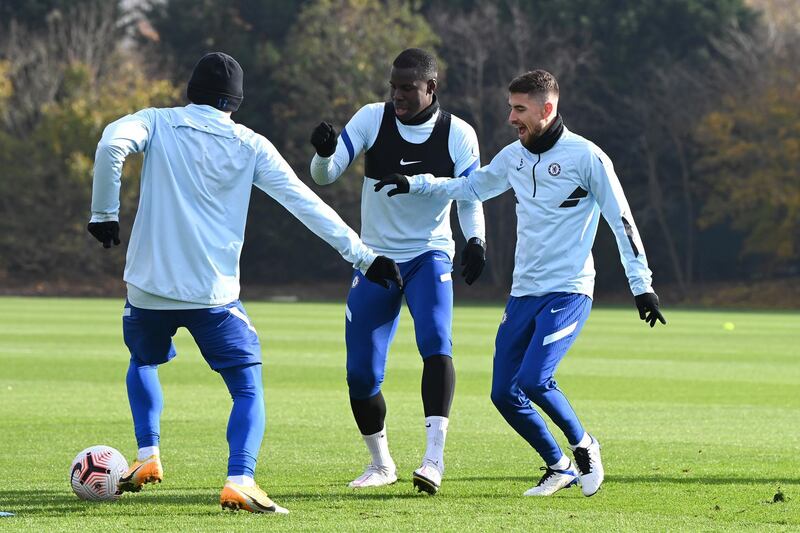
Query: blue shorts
494 292 592 393
122 300 261 371
345 250 453 399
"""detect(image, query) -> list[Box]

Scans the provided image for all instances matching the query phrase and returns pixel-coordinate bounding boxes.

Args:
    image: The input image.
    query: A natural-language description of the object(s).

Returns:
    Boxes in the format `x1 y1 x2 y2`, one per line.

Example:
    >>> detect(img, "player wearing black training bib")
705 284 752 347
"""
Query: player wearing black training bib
309 48 486 494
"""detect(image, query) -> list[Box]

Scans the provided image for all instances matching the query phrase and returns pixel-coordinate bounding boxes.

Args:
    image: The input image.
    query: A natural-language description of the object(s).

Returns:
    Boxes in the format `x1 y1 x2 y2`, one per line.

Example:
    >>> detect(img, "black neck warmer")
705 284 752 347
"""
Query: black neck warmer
398 93 440 126
525 113 564 154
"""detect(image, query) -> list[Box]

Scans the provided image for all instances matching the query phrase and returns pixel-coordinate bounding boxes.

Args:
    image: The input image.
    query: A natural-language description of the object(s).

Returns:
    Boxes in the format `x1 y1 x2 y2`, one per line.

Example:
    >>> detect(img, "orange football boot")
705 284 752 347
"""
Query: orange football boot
118 454 163 493
220 481 288 514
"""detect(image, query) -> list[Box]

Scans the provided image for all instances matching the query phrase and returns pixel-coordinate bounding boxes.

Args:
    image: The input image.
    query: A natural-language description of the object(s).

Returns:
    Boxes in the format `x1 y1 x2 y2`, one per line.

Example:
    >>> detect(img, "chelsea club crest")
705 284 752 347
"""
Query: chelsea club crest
548 163 561 176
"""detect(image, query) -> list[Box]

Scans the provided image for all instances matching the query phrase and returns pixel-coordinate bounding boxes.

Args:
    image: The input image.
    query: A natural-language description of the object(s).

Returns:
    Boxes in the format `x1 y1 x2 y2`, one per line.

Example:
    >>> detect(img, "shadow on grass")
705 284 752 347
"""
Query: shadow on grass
604 475 800 485
291 492 429 500
0 489 223 517
450 475 800 485
0 487 432 517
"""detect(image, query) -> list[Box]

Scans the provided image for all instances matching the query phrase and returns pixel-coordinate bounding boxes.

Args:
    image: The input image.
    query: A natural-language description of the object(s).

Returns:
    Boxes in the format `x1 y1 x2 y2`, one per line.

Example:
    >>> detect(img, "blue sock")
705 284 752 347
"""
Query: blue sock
219 363 265 478
126 361 163 448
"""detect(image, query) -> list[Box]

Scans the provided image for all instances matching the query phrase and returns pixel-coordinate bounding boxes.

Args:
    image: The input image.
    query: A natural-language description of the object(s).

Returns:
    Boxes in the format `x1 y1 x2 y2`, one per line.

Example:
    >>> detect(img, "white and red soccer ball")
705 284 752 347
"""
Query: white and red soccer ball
69 446 128 501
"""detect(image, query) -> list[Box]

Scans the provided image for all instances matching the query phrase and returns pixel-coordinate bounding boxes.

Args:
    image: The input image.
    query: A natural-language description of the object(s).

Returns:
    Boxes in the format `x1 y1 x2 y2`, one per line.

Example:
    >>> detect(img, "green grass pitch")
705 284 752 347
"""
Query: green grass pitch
0 296 797 532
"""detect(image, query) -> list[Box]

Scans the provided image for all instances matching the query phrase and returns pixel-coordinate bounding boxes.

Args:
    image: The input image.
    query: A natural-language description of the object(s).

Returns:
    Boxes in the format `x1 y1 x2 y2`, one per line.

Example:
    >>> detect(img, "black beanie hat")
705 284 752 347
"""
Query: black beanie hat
186 52 243 112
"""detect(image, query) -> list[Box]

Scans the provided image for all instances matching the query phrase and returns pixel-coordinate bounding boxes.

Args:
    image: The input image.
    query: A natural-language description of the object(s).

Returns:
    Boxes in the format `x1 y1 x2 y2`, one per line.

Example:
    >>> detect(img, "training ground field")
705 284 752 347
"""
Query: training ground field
0 297 797 532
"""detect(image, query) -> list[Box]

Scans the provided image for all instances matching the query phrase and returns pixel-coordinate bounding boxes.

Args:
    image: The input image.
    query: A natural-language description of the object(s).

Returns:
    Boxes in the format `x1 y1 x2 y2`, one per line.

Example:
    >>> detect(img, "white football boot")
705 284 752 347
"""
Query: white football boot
523 461 580 496
348 464 398 488
572 435 604 496
412 459 443 495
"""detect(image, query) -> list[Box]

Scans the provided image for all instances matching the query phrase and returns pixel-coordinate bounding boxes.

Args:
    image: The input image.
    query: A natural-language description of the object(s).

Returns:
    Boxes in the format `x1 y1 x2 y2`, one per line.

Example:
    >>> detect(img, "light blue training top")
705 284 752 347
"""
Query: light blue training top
90 104 377 307
406 127 654 299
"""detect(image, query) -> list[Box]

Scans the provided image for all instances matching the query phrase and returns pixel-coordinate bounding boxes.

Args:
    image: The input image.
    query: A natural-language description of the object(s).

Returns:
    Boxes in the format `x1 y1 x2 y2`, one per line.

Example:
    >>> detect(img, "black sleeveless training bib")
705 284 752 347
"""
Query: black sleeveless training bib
364 102 455 179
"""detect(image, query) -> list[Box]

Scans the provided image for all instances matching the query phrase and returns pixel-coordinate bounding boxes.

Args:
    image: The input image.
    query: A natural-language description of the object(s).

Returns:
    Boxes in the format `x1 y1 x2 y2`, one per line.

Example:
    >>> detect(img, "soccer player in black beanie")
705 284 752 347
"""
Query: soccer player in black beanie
87 51 402 513
186 52 244 112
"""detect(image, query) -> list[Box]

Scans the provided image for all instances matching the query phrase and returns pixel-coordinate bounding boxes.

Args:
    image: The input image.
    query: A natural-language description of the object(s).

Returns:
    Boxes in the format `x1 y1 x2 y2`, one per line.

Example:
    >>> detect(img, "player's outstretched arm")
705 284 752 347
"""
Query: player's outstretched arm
256 137 403 288
375 150 512 202
634 292 667 327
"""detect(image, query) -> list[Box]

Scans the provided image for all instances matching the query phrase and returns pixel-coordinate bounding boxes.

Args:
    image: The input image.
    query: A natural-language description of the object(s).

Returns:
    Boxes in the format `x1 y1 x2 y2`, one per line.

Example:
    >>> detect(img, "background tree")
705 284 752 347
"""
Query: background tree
695 22 800 274
0 2 178 283
429 0 758 295
274 0 438 198
428 0 598 287
0 0 795 303
237 0 438 285
0 1 124 135
138 0 308 135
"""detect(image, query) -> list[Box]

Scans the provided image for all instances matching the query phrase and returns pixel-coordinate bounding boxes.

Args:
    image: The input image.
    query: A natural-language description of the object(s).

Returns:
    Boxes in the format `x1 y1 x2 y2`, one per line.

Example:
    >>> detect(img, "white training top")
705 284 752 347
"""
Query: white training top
407 127 654 298
310 102 485 262
90 104 377 308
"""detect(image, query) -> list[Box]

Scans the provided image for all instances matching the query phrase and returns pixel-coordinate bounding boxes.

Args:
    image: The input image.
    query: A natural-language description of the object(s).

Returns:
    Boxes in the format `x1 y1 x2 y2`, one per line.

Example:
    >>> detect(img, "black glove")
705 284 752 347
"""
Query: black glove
373 174 410 197
310 121 337 157
87 221 121 249
364 255 403 289
635 292 667 327
460 237 485 285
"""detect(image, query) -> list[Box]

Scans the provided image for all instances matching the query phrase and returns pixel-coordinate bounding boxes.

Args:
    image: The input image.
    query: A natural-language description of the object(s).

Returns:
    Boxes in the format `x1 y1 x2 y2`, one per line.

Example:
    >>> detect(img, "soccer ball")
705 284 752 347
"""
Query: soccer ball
69 446 128 501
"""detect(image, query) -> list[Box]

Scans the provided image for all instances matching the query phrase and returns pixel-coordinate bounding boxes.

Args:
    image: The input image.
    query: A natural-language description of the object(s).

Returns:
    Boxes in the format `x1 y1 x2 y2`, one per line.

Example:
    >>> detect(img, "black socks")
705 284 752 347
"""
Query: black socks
421 355 455 417
350 391 387 435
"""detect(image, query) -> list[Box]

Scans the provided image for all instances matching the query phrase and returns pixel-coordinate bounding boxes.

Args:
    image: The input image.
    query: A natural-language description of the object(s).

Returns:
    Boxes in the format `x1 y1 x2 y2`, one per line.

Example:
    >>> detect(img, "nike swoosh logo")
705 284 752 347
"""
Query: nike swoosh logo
516 165 524 171
550 307 567 313
400 158 422 166
425 423 432 428
248 495 278 513
120 463 145 482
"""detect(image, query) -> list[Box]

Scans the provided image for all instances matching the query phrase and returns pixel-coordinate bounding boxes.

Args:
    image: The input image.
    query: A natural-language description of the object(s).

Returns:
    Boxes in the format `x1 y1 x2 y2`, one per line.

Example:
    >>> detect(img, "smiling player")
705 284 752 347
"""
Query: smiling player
375 69 667 497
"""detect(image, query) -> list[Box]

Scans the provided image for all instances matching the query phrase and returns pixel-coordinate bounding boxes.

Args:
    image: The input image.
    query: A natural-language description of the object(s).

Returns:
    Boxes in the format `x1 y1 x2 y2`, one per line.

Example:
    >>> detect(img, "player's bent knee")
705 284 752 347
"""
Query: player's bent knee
490 387 517 413
415 324 452 358
219 363 264 399
518 377 558 403
347 372 383 400
230 382 261 400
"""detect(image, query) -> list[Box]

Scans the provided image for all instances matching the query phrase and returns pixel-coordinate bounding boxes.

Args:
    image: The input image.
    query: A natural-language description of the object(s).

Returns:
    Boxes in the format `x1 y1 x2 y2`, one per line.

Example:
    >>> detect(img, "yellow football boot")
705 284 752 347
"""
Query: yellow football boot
220 481 289 514
117 454 163 493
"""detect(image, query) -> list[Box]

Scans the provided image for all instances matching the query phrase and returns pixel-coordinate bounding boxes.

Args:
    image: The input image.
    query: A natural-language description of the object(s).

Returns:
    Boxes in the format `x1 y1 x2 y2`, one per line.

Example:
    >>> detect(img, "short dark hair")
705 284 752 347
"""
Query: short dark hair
508 70 559 101
392 48 438 81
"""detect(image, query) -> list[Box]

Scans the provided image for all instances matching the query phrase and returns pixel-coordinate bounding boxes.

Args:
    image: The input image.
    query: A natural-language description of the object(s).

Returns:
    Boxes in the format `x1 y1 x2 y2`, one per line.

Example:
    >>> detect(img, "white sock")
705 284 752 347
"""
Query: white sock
570 432 592 450
422 416 449 469
137 446 159 461
549 454 570 471
227 475 255 487
363 427 393 468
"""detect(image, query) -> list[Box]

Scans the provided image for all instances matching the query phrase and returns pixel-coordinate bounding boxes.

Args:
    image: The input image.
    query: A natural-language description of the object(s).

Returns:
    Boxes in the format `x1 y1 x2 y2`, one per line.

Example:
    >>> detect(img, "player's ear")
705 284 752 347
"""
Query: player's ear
427 78 437 94
543 101 554 119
